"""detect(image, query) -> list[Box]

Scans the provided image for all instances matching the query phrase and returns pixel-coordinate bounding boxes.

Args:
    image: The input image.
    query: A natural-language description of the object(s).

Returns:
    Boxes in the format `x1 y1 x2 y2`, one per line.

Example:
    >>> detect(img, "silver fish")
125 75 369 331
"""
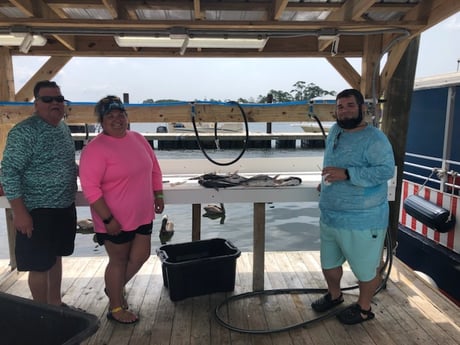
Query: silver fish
198 172 248 189
240 174 280 187
240 175 302 187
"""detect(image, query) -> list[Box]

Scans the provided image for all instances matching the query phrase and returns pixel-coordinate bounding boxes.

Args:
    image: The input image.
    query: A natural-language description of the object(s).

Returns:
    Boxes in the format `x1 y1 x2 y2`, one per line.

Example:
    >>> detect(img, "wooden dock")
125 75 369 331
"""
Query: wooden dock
1 251 458 345
72 131 327 150
71 132 327 142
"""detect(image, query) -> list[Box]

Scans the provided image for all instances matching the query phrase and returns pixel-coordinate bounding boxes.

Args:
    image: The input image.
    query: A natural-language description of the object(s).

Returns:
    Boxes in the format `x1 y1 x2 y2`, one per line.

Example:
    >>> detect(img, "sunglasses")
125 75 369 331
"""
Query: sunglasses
37 95 67 103
333 131 342 151
100 97 125 116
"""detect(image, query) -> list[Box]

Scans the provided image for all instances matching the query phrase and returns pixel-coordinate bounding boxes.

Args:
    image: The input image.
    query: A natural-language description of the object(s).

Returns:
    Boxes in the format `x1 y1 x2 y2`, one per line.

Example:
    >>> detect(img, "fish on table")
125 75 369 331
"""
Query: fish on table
196 172 302 189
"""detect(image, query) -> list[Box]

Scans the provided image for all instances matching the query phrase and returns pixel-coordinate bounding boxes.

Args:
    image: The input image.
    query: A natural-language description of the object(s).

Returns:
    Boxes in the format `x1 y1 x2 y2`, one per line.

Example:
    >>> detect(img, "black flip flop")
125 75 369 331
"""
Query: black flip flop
336 303 375 325
311 292 344 312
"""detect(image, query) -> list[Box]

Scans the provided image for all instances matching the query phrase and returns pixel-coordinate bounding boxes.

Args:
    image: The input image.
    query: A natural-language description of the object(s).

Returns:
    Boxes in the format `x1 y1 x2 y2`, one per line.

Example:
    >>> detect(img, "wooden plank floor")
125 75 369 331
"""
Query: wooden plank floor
1 252 459 345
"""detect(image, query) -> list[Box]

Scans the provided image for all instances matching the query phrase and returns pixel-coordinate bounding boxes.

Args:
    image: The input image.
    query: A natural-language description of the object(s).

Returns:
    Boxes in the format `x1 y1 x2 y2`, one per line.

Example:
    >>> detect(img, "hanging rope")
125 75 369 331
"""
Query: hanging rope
415 168 437 195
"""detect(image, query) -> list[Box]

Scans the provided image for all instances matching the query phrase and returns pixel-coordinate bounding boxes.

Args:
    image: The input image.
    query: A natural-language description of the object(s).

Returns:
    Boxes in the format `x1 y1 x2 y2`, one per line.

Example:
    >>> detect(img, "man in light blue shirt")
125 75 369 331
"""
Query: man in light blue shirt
312 89 395 324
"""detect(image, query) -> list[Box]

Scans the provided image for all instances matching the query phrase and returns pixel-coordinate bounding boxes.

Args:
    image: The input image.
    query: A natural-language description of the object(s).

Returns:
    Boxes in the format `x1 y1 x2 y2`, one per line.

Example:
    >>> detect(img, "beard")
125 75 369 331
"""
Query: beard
336 109 363 129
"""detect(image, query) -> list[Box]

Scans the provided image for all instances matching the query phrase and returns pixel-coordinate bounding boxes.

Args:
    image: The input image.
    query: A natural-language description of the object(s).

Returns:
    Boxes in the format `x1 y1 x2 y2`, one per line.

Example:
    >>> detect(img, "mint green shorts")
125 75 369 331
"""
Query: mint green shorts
319 221 386 282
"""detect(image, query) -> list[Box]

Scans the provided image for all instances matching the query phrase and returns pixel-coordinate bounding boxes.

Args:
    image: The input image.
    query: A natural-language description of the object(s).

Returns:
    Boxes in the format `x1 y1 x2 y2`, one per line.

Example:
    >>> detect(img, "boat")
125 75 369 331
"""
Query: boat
397 72 460 305
295 97 336 134
296 121 334 134
166 122 243 133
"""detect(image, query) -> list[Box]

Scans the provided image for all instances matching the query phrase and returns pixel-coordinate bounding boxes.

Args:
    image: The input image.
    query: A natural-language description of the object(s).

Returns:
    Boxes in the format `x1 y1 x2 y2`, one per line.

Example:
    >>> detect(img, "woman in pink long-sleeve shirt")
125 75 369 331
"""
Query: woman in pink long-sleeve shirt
79 96 164 324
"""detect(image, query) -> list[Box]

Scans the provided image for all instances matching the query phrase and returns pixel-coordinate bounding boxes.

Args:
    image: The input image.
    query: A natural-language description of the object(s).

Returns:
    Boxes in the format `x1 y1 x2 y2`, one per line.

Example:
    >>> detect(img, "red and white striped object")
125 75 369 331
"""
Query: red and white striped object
399 179 459 254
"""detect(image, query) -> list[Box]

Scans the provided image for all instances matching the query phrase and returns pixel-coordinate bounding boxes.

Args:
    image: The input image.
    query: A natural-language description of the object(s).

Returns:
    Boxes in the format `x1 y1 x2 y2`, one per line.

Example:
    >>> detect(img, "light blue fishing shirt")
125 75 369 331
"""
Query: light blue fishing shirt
319 123 395 230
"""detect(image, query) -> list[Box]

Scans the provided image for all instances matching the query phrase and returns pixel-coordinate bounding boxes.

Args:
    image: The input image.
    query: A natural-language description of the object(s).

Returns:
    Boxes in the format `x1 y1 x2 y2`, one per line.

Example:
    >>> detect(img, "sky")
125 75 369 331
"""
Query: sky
12 12 460 104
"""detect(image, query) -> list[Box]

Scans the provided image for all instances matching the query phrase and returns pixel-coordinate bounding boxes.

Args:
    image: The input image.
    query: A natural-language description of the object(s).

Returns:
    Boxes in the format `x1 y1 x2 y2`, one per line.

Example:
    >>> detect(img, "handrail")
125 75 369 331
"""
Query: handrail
404 152 460 191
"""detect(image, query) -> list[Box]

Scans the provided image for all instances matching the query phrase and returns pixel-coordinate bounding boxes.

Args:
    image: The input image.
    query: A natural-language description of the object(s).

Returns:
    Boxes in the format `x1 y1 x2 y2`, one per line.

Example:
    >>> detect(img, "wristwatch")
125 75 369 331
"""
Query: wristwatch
103 214 113 224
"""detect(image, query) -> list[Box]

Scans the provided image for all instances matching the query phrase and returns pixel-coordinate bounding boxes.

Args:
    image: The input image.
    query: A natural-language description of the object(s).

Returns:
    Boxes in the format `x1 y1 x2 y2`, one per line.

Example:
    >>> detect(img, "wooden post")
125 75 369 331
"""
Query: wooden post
266 93 273 134
253 202 265 291
192 204 201 241
5 209 16 270
381 36 420 246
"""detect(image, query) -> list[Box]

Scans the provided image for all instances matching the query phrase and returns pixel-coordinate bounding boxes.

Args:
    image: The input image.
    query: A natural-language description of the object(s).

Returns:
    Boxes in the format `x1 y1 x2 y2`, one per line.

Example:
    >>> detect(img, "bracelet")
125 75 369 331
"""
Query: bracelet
103 214 113 225
155 193 164 199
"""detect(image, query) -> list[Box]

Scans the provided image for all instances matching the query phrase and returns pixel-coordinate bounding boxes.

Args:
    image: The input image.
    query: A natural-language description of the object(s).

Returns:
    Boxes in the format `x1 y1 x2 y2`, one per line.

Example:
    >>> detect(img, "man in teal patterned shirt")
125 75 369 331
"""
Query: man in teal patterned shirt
1 80 77 306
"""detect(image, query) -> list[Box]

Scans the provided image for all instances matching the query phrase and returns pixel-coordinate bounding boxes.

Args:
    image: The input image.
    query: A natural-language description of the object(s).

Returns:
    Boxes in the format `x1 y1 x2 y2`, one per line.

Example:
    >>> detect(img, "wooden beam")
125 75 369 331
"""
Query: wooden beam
15 56 71 101
52 34 76 51
381 35 420 247
426 0 460 26
7 0 34 17
0 47 14 161
0 47 15 101
193 0 202 20
0 18 426 31
324 0 375 21
2 102 334 124
405 0 460 32
42 0 80 50
326 56 361 90
379 38 411 95
101 0 118 19
273 0 289 20
361 34 383 98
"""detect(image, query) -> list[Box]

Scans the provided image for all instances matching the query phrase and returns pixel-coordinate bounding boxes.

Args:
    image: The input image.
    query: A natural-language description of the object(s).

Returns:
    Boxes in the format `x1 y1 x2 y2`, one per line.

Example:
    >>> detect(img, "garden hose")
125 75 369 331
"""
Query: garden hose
214 227 393 334
191 101 249 166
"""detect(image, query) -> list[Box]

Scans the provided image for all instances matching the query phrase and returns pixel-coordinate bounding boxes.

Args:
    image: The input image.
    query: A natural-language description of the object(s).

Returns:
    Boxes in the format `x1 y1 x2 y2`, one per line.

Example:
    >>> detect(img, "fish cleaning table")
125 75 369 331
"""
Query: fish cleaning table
155 173 322 291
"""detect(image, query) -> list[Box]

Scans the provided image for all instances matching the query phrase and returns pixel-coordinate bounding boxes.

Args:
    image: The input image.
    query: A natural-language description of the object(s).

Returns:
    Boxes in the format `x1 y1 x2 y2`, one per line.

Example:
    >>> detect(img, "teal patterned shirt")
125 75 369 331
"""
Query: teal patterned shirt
1 114 77 210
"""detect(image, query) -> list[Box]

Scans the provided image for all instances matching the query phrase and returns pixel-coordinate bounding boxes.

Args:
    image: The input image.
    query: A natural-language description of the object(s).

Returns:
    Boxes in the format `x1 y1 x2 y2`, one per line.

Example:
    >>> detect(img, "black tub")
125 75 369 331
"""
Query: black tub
157 238 241 301
0 291 100 345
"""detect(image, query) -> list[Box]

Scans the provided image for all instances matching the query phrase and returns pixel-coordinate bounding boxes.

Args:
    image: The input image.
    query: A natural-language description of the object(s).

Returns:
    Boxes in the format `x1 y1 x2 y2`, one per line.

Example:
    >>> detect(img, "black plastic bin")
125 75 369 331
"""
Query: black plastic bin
0 291 100 345
156 238 241 301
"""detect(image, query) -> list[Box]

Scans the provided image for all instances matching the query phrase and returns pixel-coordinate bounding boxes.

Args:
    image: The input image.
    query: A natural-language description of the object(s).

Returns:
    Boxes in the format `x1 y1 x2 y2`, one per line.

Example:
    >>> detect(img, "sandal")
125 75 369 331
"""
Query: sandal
311 292 344 312
107 306 139 324
336 303 375 325
104 287 128 310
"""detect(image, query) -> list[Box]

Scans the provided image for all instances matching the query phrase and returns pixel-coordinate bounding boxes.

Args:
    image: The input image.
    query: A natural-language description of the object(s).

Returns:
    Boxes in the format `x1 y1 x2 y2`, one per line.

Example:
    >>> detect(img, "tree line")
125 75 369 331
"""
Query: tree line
142 81 336 104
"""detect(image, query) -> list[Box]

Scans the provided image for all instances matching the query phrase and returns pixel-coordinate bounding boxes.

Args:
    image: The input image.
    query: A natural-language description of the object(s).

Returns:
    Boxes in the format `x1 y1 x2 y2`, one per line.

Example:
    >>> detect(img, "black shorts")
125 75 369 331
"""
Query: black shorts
15 203 77 272
95 222 153 246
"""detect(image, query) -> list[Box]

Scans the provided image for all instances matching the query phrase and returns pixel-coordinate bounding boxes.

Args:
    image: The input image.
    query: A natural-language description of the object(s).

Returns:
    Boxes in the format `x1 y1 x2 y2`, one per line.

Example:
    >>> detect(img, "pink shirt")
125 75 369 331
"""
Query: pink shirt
79 131 163 233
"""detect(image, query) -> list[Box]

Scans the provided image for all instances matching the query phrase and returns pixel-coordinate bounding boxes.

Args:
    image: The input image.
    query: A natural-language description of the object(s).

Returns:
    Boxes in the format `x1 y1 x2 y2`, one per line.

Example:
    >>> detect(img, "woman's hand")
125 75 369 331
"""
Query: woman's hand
155 198 164 214
105 218 122 236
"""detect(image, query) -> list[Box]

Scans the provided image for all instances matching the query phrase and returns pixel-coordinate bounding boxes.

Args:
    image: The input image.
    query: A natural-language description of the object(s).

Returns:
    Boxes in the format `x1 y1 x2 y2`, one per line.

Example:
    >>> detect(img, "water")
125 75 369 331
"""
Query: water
0 123 324 259
71 200 320 258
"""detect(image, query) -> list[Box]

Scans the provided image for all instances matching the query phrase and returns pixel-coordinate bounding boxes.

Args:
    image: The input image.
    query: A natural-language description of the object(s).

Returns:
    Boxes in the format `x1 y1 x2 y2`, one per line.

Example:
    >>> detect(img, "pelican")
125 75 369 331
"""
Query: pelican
159 214 174 244
203 203 225 216
76 218 94 234
203 203 226 224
